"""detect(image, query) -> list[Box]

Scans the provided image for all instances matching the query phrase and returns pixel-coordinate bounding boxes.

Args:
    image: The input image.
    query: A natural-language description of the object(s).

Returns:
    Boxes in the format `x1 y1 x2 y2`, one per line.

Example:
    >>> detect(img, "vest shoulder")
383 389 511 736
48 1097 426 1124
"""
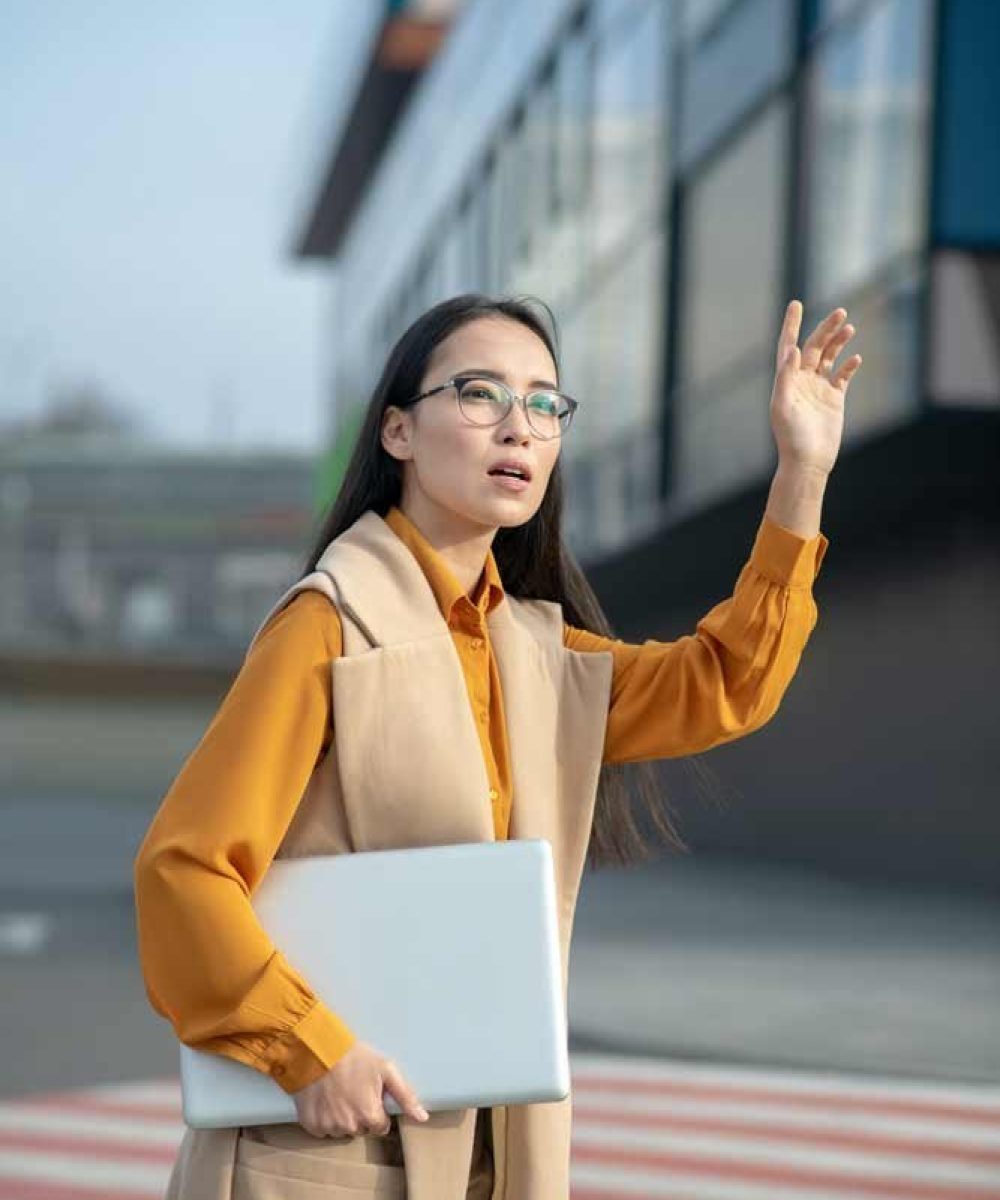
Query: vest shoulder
286 587 342 619
248 575 343 656
505 594 564 642
281 582 343 633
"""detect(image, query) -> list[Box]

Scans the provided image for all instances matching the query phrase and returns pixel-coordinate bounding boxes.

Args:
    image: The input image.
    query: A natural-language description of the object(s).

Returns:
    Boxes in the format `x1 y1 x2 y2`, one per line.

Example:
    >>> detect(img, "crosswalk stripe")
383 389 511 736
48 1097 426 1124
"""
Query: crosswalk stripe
81 1080 181 1107
0 1130 177 1163
571 1055 1000 1121
0 1055 996 1198
0 1148 170 1191
0 1106 185 1144
571 1104 1000 1163
570 1132 1000 1196
0 1183 160 1200
569 1055 1000 1197
16 1092 182 1123
569 1165 1000 1200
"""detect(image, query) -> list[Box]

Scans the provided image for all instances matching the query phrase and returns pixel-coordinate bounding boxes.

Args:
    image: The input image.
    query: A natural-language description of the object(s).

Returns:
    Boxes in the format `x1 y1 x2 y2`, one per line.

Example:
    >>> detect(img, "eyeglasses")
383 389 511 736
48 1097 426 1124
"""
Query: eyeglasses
399 373 578 440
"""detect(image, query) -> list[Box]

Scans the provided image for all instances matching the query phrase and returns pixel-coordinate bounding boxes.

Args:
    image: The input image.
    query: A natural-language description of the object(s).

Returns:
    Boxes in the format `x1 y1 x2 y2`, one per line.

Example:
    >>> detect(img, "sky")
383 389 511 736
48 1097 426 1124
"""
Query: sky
1 1 370 452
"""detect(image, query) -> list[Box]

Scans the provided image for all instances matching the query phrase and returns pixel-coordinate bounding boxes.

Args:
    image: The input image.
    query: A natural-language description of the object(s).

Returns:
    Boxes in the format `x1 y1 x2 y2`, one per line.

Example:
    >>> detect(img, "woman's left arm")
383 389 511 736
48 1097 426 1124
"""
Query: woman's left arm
563 300 861 764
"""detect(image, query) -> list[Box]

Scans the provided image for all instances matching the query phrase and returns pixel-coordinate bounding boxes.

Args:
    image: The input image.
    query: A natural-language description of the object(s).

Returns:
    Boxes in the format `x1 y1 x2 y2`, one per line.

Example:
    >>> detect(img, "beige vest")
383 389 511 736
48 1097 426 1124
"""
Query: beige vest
165 507 613 1199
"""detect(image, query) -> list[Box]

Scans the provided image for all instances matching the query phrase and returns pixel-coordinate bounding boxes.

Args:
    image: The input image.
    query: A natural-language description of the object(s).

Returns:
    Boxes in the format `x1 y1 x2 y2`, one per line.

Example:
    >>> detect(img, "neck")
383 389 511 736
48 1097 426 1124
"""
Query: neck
397 495 495 597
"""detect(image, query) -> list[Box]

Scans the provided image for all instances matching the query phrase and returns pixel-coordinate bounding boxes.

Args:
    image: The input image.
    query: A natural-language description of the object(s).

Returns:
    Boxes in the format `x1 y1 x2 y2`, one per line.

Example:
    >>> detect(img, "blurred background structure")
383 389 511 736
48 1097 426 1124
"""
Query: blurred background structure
1 0 997 882
294 0 999 891
2 0 997 891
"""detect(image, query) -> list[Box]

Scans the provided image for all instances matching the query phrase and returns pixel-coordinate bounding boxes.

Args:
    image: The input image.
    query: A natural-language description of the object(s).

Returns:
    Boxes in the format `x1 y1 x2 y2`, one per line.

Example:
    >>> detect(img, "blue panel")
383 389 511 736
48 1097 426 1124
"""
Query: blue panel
933 0 1000 246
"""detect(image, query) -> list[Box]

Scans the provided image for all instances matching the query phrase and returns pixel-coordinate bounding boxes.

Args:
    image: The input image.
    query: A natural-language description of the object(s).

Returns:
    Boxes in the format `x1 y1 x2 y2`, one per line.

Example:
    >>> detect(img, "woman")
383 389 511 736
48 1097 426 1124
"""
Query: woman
134 292 859 1199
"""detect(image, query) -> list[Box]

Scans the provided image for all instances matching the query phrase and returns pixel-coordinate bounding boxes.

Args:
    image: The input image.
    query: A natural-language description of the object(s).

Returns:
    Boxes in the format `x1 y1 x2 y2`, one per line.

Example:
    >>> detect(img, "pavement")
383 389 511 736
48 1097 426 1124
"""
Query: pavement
570 853 1000 1087
2 796 998 1094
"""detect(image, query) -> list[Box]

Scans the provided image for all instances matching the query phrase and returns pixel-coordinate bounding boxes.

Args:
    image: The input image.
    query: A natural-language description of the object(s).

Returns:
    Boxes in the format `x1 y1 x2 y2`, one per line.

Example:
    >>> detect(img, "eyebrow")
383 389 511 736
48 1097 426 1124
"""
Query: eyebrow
455 367 559 391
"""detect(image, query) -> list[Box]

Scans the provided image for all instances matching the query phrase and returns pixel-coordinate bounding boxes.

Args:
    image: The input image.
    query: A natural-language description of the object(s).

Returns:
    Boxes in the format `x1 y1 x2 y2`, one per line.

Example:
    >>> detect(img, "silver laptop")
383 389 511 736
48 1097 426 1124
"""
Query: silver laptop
178 838 569 1129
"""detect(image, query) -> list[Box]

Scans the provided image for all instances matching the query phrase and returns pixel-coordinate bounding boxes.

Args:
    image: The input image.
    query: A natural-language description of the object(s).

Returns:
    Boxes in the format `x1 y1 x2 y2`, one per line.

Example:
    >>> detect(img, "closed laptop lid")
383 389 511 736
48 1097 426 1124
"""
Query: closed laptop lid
179 838 569 1128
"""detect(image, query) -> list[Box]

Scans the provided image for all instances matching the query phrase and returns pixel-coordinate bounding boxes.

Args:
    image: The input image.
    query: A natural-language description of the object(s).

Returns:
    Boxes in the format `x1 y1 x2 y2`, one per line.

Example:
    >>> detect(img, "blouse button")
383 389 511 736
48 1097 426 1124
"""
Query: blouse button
470 638 483 650
478 709 488 724
489 788 498 800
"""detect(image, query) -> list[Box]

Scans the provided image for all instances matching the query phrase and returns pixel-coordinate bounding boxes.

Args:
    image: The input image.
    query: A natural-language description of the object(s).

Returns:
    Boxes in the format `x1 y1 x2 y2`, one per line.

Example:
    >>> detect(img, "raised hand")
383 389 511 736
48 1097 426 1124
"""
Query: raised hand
769 300 862 477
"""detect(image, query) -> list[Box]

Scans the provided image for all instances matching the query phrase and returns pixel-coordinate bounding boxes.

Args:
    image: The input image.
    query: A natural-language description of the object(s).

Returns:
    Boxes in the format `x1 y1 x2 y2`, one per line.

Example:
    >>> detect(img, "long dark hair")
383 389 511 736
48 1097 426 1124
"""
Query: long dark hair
300 292 716 870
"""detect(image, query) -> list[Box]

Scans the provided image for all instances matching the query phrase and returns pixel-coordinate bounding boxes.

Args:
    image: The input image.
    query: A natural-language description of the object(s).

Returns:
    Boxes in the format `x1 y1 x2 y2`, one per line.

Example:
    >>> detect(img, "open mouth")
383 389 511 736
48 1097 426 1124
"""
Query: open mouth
487 469 531 491
487 463 532 482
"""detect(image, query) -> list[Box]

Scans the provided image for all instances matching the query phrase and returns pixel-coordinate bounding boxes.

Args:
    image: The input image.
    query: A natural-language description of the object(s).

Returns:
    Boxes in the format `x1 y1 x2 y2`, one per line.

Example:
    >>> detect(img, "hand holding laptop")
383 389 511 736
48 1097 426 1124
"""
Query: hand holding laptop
291 1039 430 1138
178 840 569 1129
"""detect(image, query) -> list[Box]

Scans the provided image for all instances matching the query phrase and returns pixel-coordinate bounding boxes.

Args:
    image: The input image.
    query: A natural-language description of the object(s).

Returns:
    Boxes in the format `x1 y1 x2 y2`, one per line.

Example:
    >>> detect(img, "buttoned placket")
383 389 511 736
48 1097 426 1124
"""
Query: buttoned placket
453 596 501 817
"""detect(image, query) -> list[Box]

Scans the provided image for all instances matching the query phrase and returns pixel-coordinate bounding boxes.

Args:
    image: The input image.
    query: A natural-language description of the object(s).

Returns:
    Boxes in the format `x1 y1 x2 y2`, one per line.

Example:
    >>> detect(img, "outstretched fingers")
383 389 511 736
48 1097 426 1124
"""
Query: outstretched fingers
778 299 862 391
777 300 803 369
802 307 848 371
831 352 862 391
818 320 856 376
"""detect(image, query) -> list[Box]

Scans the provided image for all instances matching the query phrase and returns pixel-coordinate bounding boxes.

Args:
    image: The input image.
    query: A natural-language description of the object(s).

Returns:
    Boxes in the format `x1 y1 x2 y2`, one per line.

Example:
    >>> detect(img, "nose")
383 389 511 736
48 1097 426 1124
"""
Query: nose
499 396 533 444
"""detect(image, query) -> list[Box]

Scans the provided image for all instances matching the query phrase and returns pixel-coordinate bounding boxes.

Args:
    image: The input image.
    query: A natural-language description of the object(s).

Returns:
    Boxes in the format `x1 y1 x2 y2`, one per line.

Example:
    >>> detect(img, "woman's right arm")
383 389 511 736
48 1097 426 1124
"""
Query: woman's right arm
132 589 357 1095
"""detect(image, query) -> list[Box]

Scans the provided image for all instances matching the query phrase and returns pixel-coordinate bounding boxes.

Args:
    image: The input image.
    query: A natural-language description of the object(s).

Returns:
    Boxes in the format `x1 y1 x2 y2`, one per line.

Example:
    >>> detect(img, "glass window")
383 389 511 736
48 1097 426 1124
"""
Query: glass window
562 289 602 456
674 362 776 510
815 0 865 27
507 109 531 270
567 224 666 551
593 0 666 35
468 155 496 292
547 23 592 303
593 225 667 435
563 452 601 560
556 295 600 555
674 97 789 507
679 0 735 47
680 96 789 389
440 212 464 296
592 1 670 262
526 66 557 236
678 0 795 171
491 131 512 291
553 19 591 217
805 0 933 304
510 67 558 295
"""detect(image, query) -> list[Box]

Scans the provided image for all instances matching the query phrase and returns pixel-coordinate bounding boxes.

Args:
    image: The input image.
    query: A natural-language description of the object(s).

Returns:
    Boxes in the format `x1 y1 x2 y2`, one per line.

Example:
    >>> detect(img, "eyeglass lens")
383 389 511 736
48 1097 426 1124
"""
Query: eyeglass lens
456 377 572 438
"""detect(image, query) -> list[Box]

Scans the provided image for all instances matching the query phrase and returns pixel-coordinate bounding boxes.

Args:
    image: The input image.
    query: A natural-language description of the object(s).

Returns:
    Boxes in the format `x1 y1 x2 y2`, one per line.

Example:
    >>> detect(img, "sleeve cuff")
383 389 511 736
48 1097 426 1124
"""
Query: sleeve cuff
260 1000 358 1095
750 515 829 588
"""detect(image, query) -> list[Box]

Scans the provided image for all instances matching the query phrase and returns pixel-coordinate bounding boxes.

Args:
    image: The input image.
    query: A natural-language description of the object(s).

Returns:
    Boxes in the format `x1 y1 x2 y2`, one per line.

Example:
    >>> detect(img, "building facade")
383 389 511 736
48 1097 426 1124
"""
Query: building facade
291 0 1000 890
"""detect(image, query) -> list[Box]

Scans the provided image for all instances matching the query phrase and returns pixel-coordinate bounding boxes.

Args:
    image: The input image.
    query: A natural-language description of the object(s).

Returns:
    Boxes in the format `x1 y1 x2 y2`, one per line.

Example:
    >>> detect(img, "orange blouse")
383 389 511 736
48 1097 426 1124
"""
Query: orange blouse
134 505 828 1094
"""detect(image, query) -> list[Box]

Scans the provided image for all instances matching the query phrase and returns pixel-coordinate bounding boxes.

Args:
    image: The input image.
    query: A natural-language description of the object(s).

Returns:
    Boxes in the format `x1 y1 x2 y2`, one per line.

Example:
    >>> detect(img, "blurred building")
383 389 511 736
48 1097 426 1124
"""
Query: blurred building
289 0 999 889
0 431 319 660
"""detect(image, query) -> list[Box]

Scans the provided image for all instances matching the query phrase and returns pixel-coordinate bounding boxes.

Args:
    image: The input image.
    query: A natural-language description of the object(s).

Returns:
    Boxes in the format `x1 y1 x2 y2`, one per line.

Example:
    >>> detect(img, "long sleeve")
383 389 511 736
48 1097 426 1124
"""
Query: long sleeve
133 589 354 1095
563 514 829 764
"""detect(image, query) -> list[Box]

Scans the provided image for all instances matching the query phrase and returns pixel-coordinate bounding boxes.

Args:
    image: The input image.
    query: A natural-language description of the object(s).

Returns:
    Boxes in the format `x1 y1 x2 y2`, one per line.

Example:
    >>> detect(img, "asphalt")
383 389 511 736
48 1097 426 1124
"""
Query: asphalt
570 853 1000 1086
2 797 998 1095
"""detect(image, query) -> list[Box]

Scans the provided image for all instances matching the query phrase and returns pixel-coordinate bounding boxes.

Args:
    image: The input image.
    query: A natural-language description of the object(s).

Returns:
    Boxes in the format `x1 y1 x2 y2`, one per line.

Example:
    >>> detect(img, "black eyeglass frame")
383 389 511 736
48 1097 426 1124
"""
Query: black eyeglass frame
397 372 579 439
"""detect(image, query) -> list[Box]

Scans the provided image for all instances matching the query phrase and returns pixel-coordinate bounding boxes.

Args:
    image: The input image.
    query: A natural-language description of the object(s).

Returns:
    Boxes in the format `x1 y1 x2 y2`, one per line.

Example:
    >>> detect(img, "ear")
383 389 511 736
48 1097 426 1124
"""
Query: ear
381 405 414 462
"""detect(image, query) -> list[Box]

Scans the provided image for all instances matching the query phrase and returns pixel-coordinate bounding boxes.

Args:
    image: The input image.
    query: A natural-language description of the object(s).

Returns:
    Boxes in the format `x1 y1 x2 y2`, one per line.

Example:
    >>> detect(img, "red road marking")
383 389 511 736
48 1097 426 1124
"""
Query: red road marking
571 1101 1000 1167
572 1072 1000 1128
0 1129 177 1163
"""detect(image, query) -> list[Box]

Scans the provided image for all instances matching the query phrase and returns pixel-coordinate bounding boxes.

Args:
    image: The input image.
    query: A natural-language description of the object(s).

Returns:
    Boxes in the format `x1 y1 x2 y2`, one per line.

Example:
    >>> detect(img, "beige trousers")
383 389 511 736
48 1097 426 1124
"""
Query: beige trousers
167 1107 495 1199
